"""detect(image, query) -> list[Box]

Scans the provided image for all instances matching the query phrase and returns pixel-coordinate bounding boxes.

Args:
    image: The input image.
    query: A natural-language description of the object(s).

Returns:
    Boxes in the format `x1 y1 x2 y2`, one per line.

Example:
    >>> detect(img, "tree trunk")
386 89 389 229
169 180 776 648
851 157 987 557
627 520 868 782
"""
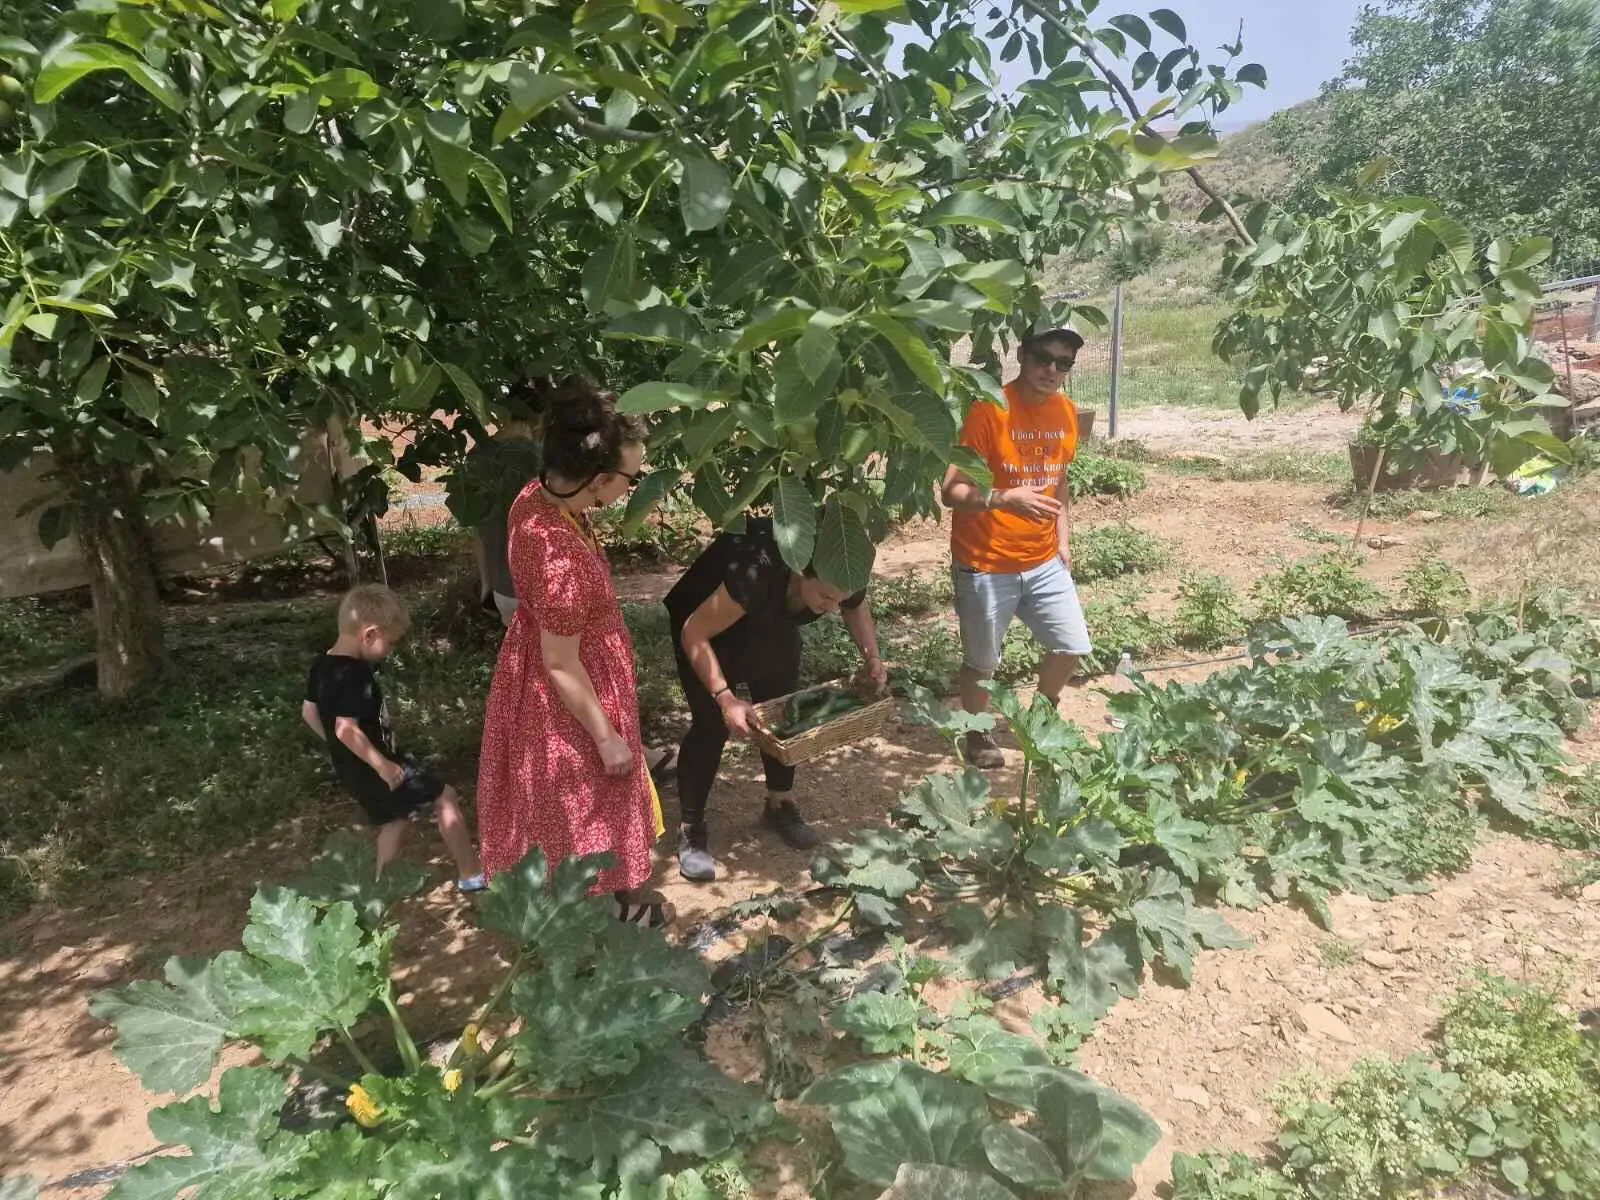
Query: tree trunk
70 462 166 698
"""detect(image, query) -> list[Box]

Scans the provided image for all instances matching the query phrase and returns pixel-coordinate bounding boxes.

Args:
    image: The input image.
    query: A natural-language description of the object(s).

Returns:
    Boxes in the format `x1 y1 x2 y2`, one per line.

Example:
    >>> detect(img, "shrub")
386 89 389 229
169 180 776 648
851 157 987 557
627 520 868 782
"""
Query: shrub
1174 573 1247 649
1251 551 1385 623
1082 591 1177 674
1071 523 1171 581
1399 553 1471 617
1067 451 1147 498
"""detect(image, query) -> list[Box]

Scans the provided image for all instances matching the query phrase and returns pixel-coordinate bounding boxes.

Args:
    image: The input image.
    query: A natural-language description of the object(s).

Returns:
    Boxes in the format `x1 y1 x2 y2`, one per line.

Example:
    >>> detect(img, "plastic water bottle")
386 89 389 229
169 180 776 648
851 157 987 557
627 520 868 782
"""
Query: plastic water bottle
1106 647 1136 730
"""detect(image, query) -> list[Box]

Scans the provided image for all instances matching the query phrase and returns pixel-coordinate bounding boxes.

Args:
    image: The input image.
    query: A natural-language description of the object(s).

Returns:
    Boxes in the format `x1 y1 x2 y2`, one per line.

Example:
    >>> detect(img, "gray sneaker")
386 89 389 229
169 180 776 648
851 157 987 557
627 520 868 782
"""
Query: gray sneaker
963 729 1005 769
677 826 717 883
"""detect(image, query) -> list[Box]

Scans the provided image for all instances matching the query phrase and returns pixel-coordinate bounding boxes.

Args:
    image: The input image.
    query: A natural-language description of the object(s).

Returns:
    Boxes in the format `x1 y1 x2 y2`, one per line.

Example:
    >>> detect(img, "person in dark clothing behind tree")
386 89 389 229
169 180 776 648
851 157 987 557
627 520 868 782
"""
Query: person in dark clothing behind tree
664 517 888 882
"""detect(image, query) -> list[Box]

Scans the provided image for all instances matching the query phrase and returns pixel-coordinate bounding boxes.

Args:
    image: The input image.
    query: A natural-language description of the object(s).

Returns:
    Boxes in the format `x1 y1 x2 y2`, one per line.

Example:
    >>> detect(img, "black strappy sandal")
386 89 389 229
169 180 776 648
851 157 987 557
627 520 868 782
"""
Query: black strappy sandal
613 891 673 929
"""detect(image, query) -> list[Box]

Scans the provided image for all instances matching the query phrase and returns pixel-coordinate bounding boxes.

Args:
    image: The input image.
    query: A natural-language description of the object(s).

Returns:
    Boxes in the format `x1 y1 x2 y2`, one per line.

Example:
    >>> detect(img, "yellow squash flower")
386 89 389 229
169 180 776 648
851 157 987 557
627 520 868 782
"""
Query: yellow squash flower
346 1083 383 1128
1369 714 1403 735
1354 700 1372 715
1232 768 1249 788
461 1023 480 1056
443 1069 462 1094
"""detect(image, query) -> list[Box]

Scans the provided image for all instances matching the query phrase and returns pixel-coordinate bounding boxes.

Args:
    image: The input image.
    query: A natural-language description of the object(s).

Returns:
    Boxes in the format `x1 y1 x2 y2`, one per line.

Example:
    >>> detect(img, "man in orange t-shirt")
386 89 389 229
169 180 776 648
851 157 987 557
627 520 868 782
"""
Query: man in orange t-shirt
939 328 1092 768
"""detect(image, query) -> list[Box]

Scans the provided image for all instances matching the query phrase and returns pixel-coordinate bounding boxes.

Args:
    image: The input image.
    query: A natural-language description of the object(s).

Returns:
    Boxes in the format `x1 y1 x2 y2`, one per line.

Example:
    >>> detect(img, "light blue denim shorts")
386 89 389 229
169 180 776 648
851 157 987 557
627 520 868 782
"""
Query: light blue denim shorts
952 556 1093 675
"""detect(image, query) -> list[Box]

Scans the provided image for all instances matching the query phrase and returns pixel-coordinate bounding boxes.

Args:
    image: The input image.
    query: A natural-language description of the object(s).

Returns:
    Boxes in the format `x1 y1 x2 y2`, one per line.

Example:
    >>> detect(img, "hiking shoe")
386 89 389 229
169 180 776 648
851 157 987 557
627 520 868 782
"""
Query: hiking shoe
456 874 487 894
677 826 717 883
963 730 1005 769
761 799 820 851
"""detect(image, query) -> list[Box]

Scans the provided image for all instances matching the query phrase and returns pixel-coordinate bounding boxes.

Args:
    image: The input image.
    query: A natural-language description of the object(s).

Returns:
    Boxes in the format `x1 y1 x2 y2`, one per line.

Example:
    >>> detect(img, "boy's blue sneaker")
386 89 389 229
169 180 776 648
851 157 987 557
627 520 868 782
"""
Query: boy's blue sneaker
457 874 487 894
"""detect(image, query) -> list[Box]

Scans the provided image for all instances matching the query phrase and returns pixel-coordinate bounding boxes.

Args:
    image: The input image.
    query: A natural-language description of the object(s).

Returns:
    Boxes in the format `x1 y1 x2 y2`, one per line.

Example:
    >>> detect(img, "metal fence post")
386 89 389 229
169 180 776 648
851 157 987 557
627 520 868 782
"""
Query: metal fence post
1108 282 1124 439
1589 283 1600 340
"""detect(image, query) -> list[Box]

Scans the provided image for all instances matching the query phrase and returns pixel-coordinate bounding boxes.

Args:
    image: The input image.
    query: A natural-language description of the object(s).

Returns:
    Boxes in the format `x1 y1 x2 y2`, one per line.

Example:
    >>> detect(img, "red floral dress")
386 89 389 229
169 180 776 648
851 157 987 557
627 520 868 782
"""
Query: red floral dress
475 482 655 893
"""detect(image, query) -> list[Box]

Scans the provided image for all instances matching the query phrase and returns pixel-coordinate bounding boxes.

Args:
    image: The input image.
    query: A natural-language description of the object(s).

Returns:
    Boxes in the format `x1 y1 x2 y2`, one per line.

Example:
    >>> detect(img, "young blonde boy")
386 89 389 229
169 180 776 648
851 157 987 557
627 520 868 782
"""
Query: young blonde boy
302 584 485 891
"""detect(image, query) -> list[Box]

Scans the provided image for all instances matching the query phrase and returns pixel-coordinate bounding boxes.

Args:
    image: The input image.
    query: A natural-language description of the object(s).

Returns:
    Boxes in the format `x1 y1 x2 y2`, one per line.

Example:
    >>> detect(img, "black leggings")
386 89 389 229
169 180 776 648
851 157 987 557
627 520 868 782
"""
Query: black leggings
673 633 800 829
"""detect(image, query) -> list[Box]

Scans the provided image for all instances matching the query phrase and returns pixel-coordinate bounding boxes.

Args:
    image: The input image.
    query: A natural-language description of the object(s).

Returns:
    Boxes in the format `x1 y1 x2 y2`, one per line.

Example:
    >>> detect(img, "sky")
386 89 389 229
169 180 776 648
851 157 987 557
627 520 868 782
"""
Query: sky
921 0 1371 130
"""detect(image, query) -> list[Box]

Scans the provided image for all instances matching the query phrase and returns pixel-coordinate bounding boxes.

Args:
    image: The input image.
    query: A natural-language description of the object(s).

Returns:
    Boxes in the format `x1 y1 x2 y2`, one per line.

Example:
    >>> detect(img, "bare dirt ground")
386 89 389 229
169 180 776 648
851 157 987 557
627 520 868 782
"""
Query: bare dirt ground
1114 401 1364 457
5 403 1599 1197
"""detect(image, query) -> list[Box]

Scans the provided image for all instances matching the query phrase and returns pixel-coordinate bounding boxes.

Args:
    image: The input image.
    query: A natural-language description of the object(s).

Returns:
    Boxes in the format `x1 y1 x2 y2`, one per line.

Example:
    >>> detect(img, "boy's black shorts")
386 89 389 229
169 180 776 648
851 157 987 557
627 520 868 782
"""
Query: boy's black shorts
353 760 446 826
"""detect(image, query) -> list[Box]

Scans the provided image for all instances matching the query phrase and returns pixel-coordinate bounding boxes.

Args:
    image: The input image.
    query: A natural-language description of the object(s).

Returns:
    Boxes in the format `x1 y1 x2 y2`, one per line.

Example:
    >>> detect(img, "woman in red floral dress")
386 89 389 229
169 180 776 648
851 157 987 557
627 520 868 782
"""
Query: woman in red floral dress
475 379 668 925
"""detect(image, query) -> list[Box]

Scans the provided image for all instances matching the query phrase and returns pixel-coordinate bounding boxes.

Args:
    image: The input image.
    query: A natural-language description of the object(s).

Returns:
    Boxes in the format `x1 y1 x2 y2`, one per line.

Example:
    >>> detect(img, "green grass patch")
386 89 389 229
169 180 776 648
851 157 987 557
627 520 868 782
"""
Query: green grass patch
0 595 92 676
1337 485 1518 522
1160 449 1352 486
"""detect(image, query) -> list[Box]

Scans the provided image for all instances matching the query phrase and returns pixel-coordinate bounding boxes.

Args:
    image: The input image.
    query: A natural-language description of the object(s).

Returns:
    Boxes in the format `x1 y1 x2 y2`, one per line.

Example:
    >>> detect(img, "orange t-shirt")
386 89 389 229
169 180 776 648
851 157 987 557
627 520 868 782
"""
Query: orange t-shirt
950 382 1079 574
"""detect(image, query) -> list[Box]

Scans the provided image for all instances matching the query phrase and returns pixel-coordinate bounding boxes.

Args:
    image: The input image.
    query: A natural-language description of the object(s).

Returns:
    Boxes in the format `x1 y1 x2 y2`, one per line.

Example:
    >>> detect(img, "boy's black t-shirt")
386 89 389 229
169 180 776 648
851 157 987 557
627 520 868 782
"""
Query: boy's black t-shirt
304 655 398 796
663 517 866 662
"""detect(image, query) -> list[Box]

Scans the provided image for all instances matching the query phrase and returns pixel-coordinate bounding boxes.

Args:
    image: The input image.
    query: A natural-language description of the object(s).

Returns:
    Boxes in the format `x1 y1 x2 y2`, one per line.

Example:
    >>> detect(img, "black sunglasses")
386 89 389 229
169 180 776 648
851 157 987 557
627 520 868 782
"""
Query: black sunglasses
1027 350 1077 372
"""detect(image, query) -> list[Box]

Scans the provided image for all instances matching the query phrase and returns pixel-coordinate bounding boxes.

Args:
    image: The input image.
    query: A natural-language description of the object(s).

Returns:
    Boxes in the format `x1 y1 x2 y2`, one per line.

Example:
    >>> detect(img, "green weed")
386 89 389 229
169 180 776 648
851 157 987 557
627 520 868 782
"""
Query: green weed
1083 590 1178 673
1400 553 1472 618
1339 486 1516 522
1251 551 1386 623
1317 938 1358 969
1071 523 1171 582
1174 572 1248 650
1172 974 1600 1200
1068 451 1147 498
1163 450 1350 486
873 569 954 619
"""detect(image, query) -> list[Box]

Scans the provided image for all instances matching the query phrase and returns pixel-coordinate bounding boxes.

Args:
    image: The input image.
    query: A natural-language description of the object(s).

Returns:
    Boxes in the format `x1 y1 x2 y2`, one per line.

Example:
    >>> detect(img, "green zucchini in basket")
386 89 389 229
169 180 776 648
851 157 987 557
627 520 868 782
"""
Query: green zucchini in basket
771 687 867 738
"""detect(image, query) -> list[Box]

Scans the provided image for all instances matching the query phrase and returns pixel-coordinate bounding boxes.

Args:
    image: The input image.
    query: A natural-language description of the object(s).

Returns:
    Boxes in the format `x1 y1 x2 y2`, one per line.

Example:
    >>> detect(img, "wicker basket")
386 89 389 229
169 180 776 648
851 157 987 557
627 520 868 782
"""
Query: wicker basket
748 680 895 767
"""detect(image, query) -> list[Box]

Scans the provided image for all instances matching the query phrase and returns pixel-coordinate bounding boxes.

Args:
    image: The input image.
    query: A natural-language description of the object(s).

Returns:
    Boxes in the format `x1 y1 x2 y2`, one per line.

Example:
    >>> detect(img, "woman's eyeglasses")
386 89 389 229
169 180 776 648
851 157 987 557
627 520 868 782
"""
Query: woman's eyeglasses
1027 351 1077 372
616 469 645 489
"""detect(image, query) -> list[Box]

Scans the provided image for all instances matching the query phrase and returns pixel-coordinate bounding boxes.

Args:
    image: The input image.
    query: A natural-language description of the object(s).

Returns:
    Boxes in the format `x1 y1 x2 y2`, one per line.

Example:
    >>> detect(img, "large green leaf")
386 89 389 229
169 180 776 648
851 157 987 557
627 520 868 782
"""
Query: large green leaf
874 1165 1018 1199
290 831 428 929
541 1048 771 1181
975 1066 1159 1183
35 41 183 111
407 0 466 40
476 849 616 959
109 1067 304 1199
605 306 702 345
494 66 580 142
1031 1079 1105 1181
709 246 784 306
1047 921 1143 1021
864 313 947 395
805 1062 994 1188
1129 869 1250 984
512 955 705 1089
813 494 874 591
945 1015 1054 1088
772 473 816 572
981 1124 1062 1191
221 890 387 1061
90 955 239 1095
924 192 1022 233
679 153 734 233
832 991 921 1055
773 339 841 425
581 231 637 313
617 381 718 414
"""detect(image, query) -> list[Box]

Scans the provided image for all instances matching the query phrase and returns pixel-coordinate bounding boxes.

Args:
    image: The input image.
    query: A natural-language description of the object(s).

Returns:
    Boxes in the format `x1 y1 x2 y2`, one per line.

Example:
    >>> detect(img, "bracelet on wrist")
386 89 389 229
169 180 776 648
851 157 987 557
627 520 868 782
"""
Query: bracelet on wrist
712 686 732 701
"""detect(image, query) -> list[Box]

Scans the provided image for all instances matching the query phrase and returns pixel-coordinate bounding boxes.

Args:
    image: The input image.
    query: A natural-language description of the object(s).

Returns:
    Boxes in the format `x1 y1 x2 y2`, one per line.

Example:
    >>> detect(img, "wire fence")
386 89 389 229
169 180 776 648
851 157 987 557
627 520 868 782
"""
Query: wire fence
1067 299 1244 422
1059 268 1600 435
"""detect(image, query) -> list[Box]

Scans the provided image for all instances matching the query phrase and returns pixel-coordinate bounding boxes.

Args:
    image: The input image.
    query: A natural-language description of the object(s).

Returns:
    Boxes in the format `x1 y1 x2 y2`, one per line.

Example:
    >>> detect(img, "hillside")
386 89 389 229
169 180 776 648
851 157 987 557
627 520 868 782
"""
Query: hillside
1045 99 1326 305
